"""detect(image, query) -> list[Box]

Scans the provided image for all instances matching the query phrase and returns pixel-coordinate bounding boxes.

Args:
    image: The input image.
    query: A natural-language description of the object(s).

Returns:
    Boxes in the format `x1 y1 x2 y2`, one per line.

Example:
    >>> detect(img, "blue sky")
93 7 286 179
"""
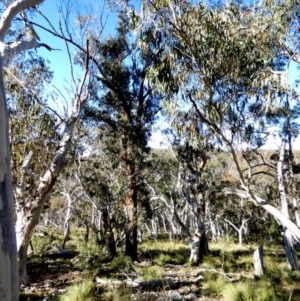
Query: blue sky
33 0 117 111
31 0 300 150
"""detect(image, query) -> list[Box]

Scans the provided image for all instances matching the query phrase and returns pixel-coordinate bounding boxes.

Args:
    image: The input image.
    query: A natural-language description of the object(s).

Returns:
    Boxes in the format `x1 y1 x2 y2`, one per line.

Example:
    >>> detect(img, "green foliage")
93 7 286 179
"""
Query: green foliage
59 280 94 301
155 252 187 266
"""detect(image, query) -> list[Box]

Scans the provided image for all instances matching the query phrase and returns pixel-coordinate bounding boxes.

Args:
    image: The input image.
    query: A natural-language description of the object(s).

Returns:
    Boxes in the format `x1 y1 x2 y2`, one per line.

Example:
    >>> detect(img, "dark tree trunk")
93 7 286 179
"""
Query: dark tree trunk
102 207 116 258
123 141 138 261
199 231 209 261
84 221 89 243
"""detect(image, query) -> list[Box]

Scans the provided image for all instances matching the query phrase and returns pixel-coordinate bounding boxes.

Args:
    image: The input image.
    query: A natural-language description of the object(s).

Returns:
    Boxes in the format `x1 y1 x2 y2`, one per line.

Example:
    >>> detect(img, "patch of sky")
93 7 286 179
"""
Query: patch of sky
260 61 300 150
31 0 118 115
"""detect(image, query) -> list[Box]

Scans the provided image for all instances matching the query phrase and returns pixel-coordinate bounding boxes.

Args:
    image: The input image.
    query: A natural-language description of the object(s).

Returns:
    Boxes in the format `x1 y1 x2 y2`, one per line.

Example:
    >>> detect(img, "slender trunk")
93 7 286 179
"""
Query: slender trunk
287 128 300 227
84 221 89 243
62 194 73 249
189 230 209 264
0 56 19 300
102 207 116 258
224 186 300 242
253 245 264 277
278 137 298 270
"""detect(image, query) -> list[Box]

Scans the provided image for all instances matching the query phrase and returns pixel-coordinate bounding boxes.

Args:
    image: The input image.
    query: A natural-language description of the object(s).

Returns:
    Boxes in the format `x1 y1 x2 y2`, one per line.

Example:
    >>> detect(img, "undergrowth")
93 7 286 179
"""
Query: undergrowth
26 231 300 301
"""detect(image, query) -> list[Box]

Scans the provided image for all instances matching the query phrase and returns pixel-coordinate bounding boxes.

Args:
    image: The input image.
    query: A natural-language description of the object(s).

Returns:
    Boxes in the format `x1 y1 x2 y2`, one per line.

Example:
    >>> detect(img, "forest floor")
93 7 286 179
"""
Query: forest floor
19 232 300 301
20 260 83 299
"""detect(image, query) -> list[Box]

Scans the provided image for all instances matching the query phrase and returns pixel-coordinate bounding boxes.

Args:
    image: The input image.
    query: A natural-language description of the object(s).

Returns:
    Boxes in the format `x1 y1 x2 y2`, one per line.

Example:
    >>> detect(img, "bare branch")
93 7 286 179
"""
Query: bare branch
0 39 59 67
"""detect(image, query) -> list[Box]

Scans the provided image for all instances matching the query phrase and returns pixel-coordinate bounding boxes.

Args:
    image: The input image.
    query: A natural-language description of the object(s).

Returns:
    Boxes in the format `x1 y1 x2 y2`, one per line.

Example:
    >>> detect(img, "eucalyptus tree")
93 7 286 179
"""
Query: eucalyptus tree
11 47 91 284
1 5 93 284
265 94 300 269
78 13 161 260
0 0 57 298
138 0 300 261
144 139 209 263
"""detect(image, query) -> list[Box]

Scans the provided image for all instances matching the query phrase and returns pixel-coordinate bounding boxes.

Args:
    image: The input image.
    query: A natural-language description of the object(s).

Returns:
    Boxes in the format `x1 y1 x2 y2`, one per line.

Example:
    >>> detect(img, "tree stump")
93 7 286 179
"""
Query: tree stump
253 244 264 277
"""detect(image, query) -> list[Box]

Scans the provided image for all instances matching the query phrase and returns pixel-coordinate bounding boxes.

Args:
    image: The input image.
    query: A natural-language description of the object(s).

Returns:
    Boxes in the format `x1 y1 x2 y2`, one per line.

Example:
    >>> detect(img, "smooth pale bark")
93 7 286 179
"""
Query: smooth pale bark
60 190 82 249
15 107 88 283
277 137 298 270
253 245 264 277
0 0 46 298
189 231 209 264
225 218 249 246
287 130 300 227
0 69 19 299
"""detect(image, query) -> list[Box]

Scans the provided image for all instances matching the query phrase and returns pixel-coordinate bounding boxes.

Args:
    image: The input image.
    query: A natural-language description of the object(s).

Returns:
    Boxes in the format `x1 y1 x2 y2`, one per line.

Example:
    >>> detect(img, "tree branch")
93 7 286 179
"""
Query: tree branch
223 187 300 242
0 0 45 41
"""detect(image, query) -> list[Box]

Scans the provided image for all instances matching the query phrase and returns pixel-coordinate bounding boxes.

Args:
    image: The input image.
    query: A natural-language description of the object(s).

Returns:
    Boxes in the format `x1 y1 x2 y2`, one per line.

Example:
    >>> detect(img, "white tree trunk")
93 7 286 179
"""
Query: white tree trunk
189 235 201 264
0 78 19 298
225 218 249 246
253 245 264 277
278 137 298 270
63 196 72 249
0 0 46 298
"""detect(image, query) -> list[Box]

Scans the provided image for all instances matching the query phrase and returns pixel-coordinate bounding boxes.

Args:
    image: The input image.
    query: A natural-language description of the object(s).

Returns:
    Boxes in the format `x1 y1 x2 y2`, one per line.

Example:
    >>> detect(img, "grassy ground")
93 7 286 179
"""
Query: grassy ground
21 230 300 301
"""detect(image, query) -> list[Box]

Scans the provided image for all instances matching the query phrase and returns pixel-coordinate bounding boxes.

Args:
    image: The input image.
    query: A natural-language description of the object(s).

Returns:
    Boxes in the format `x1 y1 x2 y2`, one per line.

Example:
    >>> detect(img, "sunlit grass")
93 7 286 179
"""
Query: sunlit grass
59 279 94 301
202 274 227 296
138 265 165 281
139 239 189 265
221 281 279 301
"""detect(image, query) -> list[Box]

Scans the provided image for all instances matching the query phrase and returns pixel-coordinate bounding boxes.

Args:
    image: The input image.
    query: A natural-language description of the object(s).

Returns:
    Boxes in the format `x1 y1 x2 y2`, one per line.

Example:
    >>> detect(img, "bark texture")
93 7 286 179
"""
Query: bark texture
123 135 138 261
